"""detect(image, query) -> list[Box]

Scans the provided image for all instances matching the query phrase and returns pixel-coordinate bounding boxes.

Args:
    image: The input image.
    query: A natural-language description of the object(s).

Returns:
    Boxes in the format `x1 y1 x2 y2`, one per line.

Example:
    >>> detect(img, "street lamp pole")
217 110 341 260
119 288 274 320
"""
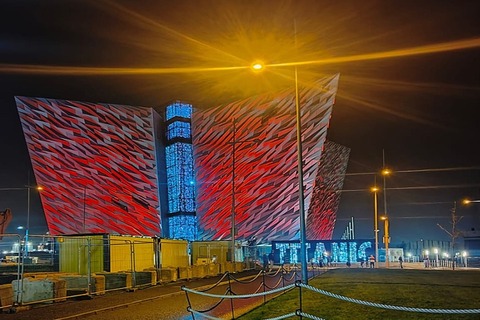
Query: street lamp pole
294 64 308 284
26 187 31 256
249 53 307 281
231 119 237 270
371 186 379 267
381 150 390 268
83 186 87 233
381 216 389 267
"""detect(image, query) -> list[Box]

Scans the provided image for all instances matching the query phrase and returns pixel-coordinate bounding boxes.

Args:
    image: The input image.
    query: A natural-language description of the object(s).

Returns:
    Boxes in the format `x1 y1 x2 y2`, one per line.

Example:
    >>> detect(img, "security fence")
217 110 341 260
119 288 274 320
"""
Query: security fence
0 233 187 309
0 233 266 311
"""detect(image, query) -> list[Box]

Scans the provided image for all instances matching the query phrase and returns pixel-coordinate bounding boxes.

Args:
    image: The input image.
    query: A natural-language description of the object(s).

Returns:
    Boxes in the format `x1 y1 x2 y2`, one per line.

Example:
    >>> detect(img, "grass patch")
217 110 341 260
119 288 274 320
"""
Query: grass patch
239 268 480 320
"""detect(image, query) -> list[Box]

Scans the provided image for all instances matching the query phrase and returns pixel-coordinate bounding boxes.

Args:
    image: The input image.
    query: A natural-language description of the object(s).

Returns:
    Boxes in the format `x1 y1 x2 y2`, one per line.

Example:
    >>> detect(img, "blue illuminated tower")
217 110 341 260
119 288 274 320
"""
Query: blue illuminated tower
165 101 197 240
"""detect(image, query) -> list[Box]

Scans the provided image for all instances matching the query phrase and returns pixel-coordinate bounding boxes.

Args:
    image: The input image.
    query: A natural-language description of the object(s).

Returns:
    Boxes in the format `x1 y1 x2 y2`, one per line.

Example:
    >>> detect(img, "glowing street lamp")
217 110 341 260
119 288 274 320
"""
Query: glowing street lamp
463 199 480 205
251 62 264 71
370 186 380 267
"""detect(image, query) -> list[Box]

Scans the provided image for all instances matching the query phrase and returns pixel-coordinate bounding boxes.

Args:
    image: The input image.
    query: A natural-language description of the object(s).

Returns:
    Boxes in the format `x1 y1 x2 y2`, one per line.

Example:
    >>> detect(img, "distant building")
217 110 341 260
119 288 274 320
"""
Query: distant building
462 229 480 257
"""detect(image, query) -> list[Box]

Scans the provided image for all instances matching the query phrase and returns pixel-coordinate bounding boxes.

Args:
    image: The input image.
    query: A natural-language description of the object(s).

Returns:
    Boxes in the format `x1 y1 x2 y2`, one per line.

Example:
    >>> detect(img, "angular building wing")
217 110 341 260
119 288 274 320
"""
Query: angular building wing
15 97 162 236
306 140 350 240
193 74 341 243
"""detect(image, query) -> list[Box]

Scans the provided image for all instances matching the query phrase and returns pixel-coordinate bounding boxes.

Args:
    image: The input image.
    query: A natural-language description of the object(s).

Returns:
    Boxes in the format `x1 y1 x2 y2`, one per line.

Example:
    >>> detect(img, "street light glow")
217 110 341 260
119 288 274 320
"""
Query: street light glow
370 186 379 192
251 62 264 71
381 168 391 176
463 198 480 205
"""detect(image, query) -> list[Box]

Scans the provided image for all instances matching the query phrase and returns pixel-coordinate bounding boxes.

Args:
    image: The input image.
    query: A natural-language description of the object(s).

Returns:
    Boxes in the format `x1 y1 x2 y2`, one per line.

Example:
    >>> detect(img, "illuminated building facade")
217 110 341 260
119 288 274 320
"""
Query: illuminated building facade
193 74 343 243
306 141 350 240
16 74 347 242
165 102 196 240
15 97 163 236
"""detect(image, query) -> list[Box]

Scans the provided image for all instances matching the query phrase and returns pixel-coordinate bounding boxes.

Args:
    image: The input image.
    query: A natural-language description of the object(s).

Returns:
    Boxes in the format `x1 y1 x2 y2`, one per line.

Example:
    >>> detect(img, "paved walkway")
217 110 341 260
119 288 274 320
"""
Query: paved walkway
2 269 264 320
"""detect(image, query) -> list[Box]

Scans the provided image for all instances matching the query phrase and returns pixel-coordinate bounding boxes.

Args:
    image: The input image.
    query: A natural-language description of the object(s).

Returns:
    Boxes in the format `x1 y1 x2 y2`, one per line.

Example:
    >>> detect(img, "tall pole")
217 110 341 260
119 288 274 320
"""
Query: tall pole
373 188 379 267
382 150 389 268
83 186 87 233
26 187 31 257
231 119 236 270
294 19 308 284
383 217 389 267
295 65 308 283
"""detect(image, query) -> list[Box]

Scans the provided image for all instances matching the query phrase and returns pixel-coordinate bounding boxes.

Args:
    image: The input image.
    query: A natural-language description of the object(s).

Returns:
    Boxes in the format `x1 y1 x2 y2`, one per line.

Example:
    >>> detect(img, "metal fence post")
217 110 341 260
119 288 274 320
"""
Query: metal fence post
228 273 235 319
262 269 266 304
297 280 303 319
19 233 25 305
87 236 92 296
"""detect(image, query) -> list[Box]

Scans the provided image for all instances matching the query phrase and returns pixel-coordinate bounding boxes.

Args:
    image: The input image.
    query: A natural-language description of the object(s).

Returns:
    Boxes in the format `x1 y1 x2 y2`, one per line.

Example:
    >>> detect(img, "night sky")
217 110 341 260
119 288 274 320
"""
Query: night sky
1 0 479 244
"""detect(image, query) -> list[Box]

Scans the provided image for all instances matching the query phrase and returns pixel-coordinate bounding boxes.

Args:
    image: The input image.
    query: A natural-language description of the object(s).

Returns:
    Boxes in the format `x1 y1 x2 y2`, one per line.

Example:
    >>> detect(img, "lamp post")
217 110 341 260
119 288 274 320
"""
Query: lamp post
370 186 379 268
231 119 237 270
381 163 391 268
0 186 43 256
25 185 43 256
380 215 389 267
249 55 307 282
294 64 309 284
230 118 261 271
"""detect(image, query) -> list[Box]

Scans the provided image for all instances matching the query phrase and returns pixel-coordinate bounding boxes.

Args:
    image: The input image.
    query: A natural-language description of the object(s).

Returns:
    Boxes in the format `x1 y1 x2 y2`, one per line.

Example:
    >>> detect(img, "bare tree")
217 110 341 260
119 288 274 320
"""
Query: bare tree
437 201 463 270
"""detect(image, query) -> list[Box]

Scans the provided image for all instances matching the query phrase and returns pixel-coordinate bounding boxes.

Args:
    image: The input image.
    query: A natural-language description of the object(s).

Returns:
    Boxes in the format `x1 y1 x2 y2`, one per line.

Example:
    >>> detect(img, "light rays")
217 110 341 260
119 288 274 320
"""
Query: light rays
266 37 480 68
2 37 479 77
335 90 448 129
93 0 247 65
0 64 249 75
340 75 480 95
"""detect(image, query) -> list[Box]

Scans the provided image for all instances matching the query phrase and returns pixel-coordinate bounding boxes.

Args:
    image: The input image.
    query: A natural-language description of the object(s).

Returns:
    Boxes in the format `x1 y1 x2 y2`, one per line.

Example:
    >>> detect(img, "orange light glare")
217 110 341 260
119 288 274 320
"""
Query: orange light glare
370 186 379 192
382 168 391 176
251 62 264 71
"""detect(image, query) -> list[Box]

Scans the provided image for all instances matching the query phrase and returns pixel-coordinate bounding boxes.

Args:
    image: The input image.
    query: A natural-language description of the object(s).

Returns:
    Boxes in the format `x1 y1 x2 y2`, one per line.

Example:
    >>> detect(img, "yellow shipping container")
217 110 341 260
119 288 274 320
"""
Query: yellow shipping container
160 239 189 268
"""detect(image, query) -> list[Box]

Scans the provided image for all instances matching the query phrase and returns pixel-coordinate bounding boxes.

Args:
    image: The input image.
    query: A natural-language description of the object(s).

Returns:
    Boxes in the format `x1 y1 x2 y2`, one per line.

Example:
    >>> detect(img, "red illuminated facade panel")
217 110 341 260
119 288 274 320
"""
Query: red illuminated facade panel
193 74 341 243
306 141 350 240
15 97 162 236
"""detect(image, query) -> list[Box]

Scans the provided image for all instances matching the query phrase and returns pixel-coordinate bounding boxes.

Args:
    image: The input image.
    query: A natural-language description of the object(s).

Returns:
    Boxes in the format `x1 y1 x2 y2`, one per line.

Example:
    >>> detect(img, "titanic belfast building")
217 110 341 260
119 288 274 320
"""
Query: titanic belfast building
15 74 349 243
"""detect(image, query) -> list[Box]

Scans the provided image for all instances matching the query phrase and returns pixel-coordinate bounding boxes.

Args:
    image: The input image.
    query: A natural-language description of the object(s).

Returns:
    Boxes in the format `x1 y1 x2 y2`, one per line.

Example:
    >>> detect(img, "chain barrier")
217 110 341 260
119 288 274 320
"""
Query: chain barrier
182 265 299 319
294 310 326 320
263 312 298 320
184 266 479 319
183 283 295 299
299 282 480 315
